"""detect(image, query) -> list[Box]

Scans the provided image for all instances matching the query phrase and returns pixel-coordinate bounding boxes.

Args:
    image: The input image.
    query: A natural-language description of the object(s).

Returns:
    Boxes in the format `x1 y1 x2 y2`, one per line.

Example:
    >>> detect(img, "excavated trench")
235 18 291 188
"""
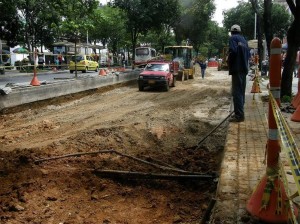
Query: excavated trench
0 68 233 223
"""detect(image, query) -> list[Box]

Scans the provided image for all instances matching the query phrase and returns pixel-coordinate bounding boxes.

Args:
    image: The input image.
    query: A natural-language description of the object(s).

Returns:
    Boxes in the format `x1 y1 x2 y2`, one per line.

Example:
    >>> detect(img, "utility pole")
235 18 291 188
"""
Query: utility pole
0 25 4 74
254 13 257 40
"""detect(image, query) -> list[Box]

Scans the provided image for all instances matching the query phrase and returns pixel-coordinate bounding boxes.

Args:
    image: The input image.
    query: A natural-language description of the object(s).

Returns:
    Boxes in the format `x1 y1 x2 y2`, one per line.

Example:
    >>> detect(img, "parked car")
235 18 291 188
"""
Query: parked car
69 55 99 73
207 58 218 67
137 61 176 91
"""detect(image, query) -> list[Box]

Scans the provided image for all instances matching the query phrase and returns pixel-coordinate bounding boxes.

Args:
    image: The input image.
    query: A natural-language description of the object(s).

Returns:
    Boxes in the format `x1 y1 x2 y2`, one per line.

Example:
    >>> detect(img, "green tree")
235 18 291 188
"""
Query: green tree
53 0 97 42
0 0 22 47
263 1 290 59
17 0 53 55
53 0 98 76
89 7 110 48
223 2 255 41
174 0 215 53
223 1 290 70
113 0 180 65
139 25 176 53
89 6 127 56
34 2 62 51
205 23 229 59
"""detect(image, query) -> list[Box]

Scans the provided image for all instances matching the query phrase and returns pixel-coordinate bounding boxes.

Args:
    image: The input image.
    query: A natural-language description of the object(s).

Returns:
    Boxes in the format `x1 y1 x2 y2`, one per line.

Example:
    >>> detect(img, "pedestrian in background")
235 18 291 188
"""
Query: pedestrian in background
55 58 59 70
38 54 44 69
261 56 269 76
227 24 250 122
199 60 207 79
57 54 62 69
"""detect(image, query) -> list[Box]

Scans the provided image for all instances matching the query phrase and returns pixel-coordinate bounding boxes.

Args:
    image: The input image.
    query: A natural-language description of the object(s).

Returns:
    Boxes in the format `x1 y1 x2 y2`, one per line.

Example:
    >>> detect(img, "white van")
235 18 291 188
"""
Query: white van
100 49 114 66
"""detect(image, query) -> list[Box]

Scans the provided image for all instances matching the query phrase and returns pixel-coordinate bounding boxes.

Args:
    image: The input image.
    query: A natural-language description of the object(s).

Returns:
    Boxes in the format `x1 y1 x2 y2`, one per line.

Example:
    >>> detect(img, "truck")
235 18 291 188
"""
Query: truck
163 45 195 80
217 47 229 71
137 60 179 91
134 47 157 68
99 49 114 67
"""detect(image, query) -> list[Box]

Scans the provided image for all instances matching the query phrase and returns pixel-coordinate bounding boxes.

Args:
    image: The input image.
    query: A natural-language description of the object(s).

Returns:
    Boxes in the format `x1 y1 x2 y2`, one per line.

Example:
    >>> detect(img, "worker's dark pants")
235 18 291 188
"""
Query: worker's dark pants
231 72 247 119
201 69 206 78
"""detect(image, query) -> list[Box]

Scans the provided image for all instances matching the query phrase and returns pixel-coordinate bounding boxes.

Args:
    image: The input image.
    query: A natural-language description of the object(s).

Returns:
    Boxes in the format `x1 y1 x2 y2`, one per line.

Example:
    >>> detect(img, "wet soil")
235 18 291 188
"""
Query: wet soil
0 67 232 224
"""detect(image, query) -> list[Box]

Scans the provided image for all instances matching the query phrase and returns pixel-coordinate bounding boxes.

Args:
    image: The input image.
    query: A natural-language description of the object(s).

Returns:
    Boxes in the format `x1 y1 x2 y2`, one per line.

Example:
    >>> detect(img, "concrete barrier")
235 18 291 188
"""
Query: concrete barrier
0 70 140 111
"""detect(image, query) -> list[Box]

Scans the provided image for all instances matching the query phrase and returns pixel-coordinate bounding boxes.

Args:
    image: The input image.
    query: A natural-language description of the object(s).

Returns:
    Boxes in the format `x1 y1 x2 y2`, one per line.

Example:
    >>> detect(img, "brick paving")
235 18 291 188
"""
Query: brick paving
210 76 300 223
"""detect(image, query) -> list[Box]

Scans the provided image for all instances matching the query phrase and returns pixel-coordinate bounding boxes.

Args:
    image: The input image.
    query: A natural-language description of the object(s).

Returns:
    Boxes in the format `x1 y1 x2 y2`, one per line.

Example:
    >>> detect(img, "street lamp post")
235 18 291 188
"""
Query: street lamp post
254 13 257 40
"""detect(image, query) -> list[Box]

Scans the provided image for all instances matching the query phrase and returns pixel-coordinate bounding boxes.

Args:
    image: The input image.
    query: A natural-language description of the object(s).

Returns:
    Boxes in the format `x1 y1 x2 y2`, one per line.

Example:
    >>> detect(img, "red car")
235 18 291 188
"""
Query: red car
137 61 176 91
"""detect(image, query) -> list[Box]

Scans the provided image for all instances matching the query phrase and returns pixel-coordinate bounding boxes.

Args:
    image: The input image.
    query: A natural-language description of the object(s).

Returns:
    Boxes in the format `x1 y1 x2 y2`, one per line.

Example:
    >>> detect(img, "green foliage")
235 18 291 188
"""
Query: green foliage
56 0 98 42
271 3 291 39
223 2 255 41
139 25 176 53
0 0 22 47
89 6 127 54
113 0 181 59
173 0 215 48
223 1 291 41
0 0 294 64
114 0 180 35
34 2 62 50
281 95 291 103
203 22 229 59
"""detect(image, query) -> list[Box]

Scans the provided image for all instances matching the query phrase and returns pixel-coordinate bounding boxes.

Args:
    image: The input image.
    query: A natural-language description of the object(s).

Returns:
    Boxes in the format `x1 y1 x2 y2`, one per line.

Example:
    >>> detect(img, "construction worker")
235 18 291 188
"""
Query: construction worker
227 24 250 122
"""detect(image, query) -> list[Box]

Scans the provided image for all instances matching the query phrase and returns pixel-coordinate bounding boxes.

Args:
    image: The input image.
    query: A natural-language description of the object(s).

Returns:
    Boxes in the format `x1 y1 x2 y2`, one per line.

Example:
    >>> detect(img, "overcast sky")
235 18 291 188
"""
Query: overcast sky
212 0 239 26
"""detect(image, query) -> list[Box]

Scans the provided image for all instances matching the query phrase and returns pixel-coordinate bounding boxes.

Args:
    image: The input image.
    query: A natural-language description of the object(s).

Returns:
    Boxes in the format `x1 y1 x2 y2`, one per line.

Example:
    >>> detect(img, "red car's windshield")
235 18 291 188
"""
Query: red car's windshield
145 63 169 72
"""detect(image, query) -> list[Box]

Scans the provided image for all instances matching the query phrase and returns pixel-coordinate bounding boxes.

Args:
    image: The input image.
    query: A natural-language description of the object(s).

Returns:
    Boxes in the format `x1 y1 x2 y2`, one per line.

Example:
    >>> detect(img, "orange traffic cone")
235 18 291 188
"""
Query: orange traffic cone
291 105 300 122
247 175 298 223
292 94 300 109
251 77 262 93
291 81 300 108
99 69 106 76
247 37 298 223
251 54 261 93
30 74 40 86
30 49 40 86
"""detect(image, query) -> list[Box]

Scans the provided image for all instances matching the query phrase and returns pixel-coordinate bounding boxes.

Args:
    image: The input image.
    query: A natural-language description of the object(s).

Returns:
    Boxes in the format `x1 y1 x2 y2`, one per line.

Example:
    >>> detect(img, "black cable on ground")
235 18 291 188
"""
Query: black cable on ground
196 111 234 150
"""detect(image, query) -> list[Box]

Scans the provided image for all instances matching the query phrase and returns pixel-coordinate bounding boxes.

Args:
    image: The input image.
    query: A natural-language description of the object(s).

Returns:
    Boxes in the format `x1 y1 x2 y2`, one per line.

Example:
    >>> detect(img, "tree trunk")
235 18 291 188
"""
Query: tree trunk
280 1 300 98
131 28 138 69
263 0 272 58
256 13 264 69
281 20 300 98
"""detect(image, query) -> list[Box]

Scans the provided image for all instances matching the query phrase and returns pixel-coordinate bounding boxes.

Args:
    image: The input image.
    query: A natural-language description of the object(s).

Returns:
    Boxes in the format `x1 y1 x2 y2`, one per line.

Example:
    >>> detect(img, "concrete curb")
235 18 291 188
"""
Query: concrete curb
0 70 140 111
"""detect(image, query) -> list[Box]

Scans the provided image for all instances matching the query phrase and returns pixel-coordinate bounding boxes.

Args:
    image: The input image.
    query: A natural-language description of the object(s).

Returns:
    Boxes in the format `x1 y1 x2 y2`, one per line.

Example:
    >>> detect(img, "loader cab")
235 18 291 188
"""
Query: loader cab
164 46 194 69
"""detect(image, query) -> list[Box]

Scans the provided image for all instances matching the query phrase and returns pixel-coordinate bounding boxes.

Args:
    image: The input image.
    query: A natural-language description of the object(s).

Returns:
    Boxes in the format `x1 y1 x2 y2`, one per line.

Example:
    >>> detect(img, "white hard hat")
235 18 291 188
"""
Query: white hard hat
231 24 241 32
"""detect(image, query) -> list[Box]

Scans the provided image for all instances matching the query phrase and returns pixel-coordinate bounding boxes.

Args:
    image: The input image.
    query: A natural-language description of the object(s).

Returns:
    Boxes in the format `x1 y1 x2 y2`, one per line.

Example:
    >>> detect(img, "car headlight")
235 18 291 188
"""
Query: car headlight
160 76 166 80
139 75 143 79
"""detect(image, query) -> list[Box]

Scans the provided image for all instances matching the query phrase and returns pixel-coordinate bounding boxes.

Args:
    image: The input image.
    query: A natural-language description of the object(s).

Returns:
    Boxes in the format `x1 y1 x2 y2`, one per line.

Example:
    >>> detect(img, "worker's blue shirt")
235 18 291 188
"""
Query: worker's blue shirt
228 34 250 75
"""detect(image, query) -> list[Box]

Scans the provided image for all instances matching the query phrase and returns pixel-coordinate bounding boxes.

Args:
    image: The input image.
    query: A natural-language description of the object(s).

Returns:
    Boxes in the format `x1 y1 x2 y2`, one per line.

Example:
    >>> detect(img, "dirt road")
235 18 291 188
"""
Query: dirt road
0 67 232 223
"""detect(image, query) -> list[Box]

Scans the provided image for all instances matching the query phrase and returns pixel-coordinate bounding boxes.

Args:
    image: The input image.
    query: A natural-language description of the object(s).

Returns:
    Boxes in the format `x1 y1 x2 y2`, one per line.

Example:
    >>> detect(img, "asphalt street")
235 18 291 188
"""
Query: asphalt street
0 69 101 87
0 68 298 94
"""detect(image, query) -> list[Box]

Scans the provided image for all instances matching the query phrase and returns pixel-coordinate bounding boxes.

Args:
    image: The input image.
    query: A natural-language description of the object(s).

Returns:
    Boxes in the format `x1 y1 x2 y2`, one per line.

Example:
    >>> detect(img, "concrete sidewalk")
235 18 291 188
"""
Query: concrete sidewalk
210 76 300 223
